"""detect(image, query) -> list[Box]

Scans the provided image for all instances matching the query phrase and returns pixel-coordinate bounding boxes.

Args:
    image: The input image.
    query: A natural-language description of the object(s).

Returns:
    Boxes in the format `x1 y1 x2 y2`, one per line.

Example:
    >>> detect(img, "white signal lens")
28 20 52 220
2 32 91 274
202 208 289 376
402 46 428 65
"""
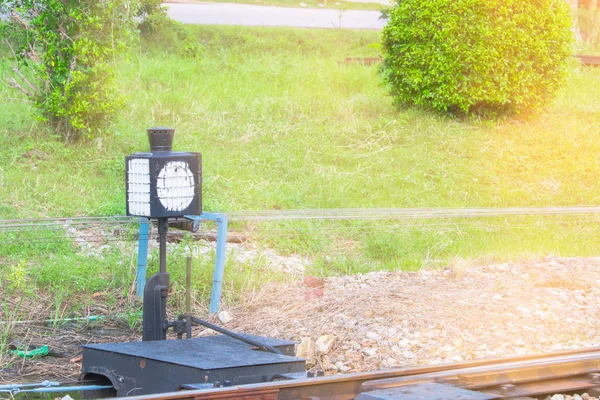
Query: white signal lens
157 161 195 212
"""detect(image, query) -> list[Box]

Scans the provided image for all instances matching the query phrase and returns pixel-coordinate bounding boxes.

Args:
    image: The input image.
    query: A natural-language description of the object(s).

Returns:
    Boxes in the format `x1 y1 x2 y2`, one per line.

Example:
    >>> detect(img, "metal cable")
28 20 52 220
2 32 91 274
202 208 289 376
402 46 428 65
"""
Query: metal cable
0 216 134 224
0 218 597 246
1 216 598 233
227 206 600 221
0 207 598 233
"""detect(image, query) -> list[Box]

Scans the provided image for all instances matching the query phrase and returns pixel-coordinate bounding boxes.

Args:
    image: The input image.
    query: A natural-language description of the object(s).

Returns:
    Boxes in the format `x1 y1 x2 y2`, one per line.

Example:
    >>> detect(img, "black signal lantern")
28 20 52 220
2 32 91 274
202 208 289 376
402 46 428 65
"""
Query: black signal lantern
126 127 202 219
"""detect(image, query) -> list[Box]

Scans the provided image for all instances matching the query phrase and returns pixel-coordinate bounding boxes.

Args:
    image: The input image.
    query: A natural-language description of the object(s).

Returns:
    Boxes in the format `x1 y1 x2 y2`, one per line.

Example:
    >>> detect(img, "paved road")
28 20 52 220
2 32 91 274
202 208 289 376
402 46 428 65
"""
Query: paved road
164 2 386 30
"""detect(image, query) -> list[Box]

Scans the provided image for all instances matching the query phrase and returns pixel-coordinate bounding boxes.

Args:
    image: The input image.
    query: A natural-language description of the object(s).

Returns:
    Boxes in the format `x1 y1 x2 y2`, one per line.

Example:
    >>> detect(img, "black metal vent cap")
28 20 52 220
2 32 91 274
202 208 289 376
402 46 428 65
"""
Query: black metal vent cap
147 127 175 152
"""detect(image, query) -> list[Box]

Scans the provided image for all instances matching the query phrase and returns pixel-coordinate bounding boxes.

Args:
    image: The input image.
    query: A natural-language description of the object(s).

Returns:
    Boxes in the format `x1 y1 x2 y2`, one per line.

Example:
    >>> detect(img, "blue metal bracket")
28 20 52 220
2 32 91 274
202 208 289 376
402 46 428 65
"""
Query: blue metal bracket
136 213 228 315
136 217 150 298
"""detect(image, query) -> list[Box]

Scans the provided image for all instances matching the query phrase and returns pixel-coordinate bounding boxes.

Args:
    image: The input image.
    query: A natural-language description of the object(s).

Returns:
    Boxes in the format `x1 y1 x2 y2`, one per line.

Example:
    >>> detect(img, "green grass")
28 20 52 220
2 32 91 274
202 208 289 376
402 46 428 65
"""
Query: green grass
1 25 600 313
253 214 600 275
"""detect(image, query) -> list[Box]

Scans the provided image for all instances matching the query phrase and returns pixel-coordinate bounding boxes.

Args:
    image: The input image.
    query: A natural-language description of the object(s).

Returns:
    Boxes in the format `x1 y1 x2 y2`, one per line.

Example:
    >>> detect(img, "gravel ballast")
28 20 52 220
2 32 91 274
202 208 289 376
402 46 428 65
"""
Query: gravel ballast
226 256 600 373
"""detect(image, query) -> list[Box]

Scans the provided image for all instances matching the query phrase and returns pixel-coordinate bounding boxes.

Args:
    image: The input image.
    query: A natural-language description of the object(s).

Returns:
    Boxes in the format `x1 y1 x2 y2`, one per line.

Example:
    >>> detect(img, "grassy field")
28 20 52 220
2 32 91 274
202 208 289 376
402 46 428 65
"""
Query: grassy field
1 25 600 320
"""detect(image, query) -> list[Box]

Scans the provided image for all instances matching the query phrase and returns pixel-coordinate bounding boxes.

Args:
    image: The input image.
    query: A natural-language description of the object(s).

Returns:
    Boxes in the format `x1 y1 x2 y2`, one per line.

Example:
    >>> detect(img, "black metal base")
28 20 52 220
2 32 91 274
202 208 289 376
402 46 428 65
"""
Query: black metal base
142 271 169 341
80 334 305 397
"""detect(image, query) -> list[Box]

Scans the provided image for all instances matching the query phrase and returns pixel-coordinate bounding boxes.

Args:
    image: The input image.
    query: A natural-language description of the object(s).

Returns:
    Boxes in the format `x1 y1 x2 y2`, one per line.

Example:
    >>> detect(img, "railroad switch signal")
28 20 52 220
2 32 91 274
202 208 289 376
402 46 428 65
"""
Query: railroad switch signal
125 127 203 341
80 127 305 397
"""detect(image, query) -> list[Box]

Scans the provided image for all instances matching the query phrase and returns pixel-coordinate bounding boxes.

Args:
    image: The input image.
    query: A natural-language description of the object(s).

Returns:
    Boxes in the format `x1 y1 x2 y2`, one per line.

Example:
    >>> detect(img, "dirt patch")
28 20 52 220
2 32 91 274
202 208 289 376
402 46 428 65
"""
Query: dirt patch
0 323 138 383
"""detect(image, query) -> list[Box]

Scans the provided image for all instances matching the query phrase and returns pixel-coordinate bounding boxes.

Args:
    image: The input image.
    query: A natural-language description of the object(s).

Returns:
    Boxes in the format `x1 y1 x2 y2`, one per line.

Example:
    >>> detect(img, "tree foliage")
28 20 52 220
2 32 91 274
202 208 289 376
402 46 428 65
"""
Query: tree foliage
136 0 168 34
1 0 137 140
381 0 574 116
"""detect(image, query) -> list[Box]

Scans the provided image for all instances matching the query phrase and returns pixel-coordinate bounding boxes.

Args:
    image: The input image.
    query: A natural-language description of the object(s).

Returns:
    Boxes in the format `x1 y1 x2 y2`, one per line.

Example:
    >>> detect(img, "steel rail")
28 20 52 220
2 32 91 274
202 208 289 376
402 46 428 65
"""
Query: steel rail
119 346 600 400
362 350 600 398
577 54 600 67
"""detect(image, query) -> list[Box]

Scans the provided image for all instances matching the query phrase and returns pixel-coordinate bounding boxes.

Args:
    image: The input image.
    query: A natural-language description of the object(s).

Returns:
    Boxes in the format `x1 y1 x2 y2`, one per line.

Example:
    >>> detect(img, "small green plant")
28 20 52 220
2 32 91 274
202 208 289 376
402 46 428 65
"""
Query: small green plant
7 260 29 291
49 291 66 329
381 0 574 116
121 306 143 330
2 0 137 140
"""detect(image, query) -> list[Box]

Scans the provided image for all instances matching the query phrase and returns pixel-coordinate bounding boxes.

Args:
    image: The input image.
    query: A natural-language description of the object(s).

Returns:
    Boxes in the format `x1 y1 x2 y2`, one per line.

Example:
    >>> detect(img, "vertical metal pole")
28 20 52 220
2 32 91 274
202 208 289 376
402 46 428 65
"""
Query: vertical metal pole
186 256 192 314
185 256 193 338
209 214 228 314
158 218 168 274
158 218 169 336
136 217 150 298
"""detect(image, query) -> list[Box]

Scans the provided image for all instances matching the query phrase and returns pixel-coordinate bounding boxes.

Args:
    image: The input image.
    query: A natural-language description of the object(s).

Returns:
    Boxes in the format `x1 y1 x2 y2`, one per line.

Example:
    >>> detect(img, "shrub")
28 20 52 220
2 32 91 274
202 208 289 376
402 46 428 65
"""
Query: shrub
137 0 169 35
2 0 136 140
137 3 203 59
381 0 574 116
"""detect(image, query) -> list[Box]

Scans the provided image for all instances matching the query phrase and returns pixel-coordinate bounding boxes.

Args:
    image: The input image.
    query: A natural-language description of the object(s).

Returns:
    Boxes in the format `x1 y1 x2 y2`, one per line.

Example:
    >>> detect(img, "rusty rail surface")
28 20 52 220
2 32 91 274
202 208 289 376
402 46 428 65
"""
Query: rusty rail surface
576 54 600 67
118 347 600 400
342 55 600 68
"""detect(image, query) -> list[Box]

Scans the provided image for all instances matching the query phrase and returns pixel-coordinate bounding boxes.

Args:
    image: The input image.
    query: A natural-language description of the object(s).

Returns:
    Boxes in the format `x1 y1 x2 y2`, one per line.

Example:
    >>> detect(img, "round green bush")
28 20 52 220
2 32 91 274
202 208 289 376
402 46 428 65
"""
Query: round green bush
381 0 574 115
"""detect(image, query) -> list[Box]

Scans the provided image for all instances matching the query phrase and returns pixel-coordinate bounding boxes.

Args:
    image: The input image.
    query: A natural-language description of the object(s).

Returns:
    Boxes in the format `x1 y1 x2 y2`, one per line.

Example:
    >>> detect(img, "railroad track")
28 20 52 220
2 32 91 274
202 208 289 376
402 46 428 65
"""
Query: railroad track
341 55 600 68
577 54 600 67
121 347 600 400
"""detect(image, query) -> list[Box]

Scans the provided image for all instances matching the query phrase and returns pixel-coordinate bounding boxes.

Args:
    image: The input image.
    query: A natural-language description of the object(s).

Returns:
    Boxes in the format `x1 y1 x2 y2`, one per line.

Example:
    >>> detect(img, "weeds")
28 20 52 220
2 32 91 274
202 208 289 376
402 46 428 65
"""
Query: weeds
7 261 29 292
122 307 143 331
0 299 22 364
49 292 67 330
